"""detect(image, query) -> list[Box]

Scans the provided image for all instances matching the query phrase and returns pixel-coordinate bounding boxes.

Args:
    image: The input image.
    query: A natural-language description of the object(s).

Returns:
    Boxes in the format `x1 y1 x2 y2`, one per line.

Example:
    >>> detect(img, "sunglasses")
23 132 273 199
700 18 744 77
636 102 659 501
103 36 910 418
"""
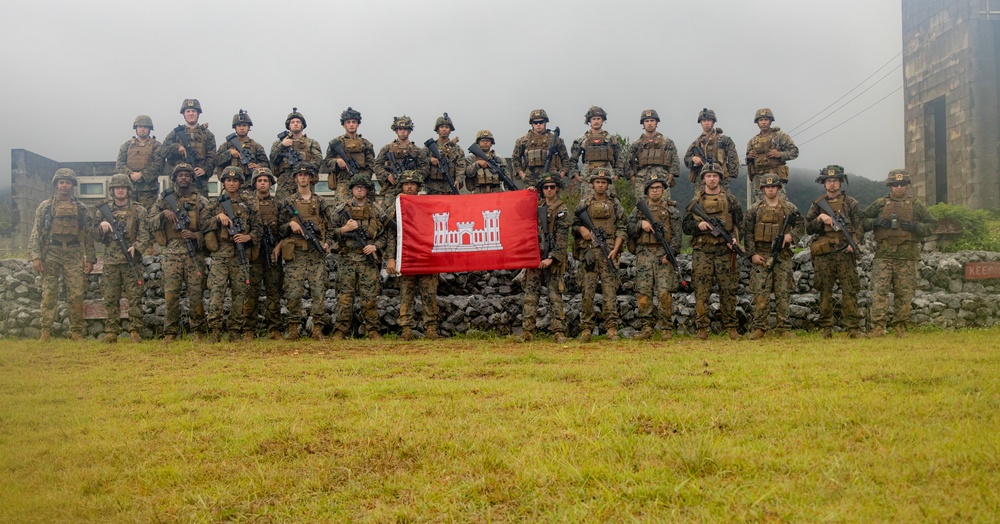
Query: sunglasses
542 185 558 190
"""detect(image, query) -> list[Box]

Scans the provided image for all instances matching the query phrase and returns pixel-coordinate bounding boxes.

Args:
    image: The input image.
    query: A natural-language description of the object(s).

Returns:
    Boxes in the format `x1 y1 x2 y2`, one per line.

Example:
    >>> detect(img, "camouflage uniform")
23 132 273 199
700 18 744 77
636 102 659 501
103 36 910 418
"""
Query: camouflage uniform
324 138 376 203
745 108 798 202
28 169 97 339
424 139 467 196
627 177 682 338
374 116 429 202
464 130 508 194
627 128 679 201
162 99 217 192
522 174 571 340
570 110 624 201
243 169 284 338
214 111 270 190
384 173 439 337
269 108 322 201
115 115 164 210
512 110 569 189
683 108 739 192
572 181 626 338
278 177 335 338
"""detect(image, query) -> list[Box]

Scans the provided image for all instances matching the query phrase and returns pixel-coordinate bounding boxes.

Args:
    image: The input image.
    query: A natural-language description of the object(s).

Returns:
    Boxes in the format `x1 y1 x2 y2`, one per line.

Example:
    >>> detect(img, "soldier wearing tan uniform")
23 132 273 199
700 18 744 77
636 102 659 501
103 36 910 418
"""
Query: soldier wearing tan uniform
115 115 164 210
323 107 376 202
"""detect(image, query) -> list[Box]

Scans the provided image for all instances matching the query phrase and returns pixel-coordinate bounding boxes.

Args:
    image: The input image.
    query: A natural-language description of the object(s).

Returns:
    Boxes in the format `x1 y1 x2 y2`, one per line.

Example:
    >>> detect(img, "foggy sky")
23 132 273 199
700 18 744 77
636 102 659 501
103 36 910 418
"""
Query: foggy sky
0 0 904 188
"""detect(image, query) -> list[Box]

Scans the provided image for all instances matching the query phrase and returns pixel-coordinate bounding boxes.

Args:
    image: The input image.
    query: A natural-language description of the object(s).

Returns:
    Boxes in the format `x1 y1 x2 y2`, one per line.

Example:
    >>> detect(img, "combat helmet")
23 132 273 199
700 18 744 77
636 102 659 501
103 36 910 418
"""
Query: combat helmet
292 162 318 183
285 107 307 129
232 109 252 128
397 170 424 187
219 166 245 184
133 115 154 130
391 115 414 131
816 165 847 184
585 106 608 123
536 172 563 191
251 167 276 186
108 173 134 193
529 109 549 124
340 107 362 125
697 108 717 123
886 168 911 186
171 163 195 180
754 108 775 123
51 168 78 186
180 99 202 114
758 173 782 188
475 130 495 144
590 167 613 183
701 163 725 178
644 174 668 194
434 113 455 131
640 109 660 124
349 173 375 191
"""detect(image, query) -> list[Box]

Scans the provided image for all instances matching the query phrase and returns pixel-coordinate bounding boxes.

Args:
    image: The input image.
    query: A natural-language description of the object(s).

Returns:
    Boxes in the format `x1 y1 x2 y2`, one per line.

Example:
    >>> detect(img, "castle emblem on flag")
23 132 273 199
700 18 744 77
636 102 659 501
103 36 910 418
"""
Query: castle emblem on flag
432 210 502 253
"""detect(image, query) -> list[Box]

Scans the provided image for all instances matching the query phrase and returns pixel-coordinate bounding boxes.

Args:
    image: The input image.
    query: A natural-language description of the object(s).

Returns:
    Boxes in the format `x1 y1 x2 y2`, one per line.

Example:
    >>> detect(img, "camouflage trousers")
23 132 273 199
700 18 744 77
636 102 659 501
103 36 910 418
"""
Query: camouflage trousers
813 251 861 330
631 167 673 202
39 245 87 333
134 191 159 213
333 254 380 335
243 256 284 334
284 248 327 333
748 253 793 332
634 246 678 332
398 274 439 330
579 165 618 201
579 248 620 332
206 255 250 334
692 247 739 330
100 262 144 335
870 257 918 330
162 251 206 336
522 263 566 334
274 173 296 203
424 176 458 196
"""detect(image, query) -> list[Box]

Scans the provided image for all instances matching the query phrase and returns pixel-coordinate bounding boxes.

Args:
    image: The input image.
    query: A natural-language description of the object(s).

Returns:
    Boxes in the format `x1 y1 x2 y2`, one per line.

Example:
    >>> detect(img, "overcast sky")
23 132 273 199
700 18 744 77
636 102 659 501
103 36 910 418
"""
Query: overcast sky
0 0 904 189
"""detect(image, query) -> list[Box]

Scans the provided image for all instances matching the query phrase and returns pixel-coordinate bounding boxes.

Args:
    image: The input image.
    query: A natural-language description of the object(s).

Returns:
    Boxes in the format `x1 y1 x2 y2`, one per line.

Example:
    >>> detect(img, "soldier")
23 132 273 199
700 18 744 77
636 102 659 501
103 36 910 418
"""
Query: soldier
512 109 569 191
148 164 210 342
862 169 937 337
627 174 682 340
572 168 625 342
94 174 151 343
683 108 739 191
374 116 428 202
243 168 284 340
28 168 96 342
214 110 269 189
570 106 624 200
330 174 389 340
464 130 507 194
682 163 744 340
323 107 376 202
203 167 262 343
743 173 804 339
162 99 217 192
423 113 467 195
269 107 322 201
746 108 798 203
278 163 333 340
806 165 864 338
385 171 441 340
626 109 680 201
115 115 164 210
519 173 571 343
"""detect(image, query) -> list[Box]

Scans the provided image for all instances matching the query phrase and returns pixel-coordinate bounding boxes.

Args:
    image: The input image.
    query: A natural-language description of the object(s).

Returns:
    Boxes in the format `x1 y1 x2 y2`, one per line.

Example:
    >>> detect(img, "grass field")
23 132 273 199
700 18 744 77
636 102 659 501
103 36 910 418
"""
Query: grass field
1 329 998 523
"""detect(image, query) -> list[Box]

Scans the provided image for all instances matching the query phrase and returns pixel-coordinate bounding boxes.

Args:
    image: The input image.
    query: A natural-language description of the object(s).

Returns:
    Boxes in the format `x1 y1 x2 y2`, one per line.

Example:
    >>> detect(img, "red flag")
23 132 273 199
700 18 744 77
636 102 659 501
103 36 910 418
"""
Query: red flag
397 190 541 275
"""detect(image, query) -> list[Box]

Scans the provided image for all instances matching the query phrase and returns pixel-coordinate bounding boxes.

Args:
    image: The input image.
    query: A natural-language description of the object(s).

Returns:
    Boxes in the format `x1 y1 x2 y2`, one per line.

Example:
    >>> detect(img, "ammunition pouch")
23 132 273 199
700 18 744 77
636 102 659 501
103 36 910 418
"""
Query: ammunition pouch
204 231 219 252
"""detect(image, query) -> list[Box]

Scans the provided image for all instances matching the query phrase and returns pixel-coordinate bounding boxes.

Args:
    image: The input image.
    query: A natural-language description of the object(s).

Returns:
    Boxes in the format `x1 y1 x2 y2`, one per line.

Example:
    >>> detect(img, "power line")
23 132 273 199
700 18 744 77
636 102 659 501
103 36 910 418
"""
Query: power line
797 85 903 147
791 63 902 137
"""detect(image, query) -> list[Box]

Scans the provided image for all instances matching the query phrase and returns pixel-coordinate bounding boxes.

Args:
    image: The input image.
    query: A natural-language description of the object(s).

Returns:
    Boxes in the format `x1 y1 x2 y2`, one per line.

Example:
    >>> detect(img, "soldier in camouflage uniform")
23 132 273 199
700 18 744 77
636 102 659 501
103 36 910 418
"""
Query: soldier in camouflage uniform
269 108 322 201
162 99 217 192
423 113 467 195
682 163 744 340
806 165 864 338
28 168 96 341
330 174 389 340
323 107 376 203
115 115 164 210
512 109 569 191
746 108 798 203
627 110 679 201
627 174 682 340
743 173 804 339
243 168 284 340
385 171 441 340
214 110 269 189
862 169 937 337
94 174 151 343
519 173 571 343
572 169 625 342
684 108 740 192
203 167 262 343
375 116 429 202
465 130 508 194
571 106 624 201
278 163 334 340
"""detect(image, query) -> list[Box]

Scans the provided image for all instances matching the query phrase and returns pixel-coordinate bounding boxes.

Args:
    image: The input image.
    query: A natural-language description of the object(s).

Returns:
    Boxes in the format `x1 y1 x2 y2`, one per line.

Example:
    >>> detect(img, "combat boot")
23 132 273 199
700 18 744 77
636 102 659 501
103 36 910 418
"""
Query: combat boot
870 326 886 338
368 331 382 340
228 331 240 343
331 331 345 341
284 330 300 341
102 333 117 344
206 332 220 344
577 330 592 343
848 330 865 339
425 326 439 340
70 332 83 342
893 325 906 338
822 328 833 339
191 332 204 342
401 327 414 341
163 334 175 343
130 331 142 343
696 328 709 340
662 330 672 340
606 327 619 341
747 329 766 340
268 330 283 340
727 328 740 340
311 326 327 341
779 330 796 339
242 332 255 342
634 326 653 340
39 329 51 342
554 332 567 343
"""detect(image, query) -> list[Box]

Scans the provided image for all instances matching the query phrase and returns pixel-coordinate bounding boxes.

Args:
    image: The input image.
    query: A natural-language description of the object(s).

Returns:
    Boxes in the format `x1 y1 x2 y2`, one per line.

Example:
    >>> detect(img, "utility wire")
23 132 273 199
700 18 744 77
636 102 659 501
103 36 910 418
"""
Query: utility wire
797 85 903 147
791 63 902 137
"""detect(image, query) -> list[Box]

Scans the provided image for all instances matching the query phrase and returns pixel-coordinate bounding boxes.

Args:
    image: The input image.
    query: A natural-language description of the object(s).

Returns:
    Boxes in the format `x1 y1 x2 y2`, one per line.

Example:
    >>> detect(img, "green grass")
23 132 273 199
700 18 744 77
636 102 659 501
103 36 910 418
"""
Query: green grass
2 330 999 522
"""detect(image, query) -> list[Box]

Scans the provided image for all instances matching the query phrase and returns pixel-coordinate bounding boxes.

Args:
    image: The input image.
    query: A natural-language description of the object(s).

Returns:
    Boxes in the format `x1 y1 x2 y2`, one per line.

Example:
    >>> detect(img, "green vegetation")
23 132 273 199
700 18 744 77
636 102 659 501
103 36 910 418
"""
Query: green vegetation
2 330 998 522
928 203 1000 252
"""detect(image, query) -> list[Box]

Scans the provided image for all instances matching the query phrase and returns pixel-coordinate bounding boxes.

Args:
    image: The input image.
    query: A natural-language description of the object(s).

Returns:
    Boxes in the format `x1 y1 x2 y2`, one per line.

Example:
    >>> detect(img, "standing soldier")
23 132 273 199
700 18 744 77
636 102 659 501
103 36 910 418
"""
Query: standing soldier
627 110 680 201
243 168 284 340
683 163 745 340
423 113 467 195
269 107 322 201
385 171 441 340
330 174 389 340
214 110 269 189
572 168 625 342
115 115 164 210
162 99 217 192
323 107 376 202
278 163 333 340
465 130 507 194
806 165 864 338
627 174 682 340
28 168 96 342
519 173 571 343
746 108 798 202
743 173 803 339
684 108 739 191
512 109 569 191
862 169 936 337
149 164 210 342
570 106 624 201
375 116 428 202
94 174 151 343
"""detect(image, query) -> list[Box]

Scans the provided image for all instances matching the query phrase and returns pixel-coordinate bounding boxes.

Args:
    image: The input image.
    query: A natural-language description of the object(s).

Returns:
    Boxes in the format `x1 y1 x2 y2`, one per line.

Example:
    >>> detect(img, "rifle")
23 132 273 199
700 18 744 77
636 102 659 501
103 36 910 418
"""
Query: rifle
468 143 518 191
162 189 202 276
385 151 404 187
766 213 795 271
635 200 683 277
424 138 460 194
542 127 561 174
218 194 251 286
96 202 143 286
688 201 748 259
283 203 325 255
537 205 555 260
330 138 360 176
225 133 254 170
574 207 617 273
173 125 200 167
690 145 718 178
339 208 379 264
815 198 862 255
260 223 278 271
276 131 305 167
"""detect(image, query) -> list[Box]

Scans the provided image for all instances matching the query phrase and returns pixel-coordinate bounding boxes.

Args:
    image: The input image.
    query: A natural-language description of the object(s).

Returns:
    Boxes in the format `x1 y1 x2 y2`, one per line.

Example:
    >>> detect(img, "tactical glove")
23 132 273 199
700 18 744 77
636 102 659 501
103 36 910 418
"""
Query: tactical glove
875 218 893 229
900 221 919 233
